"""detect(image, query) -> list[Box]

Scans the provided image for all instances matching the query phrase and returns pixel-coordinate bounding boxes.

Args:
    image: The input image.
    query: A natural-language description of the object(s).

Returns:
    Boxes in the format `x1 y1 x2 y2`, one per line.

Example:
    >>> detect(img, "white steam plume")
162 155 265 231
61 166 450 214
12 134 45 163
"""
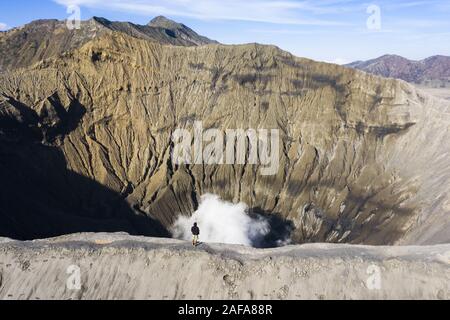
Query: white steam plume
171 194 271 247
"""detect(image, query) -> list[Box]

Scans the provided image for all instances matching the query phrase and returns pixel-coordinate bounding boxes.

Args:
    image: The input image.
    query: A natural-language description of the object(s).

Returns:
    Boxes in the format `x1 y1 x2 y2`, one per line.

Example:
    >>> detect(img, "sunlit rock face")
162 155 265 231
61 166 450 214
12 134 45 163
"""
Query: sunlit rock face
0 26 449 245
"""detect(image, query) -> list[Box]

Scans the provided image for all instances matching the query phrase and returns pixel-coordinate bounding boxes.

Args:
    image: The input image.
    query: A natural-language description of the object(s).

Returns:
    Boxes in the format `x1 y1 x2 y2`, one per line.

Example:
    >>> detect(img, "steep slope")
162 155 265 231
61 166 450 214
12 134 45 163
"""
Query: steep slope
347 54 450 85
0 233 449 300
148 16 218 45
0 32 449 245
0 16 216 72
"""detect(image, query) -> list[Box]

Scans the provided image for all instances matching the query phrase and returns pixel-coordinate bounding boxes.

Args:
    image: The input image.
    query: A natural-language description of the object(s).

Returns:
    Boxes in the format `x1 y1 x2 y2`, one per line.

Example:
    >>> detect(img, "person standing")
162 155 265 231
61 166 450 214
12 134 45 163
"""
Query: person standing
191 222 200 246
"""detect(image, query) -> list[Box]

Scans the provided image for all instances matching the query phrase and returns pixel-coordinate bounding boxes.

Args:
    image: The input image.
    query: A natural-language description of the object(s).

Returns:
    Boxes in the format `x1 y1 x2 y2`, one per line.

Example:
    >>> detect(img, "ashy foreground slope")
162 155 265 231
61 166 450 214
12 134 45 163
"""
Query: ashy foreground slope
0 233 449 300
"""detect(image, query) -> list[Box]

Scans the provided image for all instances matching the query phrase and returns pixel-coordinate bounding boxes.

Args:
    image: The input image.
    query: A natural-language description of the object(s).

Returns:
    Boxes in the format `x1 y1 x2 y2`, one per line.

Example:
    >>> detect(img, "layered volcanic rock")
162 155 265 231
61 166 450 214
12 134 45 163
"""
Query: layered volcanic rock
0 16 216 72
0 19 449 245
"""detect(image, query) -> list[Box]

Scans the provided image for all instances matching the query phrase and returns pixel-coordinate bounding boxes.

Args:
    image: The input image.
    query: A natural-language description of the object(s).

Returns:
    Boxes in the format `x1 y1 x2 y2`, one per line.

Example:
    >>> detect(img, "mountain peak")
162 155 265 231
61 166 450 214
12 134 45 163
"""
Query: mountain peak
148 16 183 29
346 54 450 84
0 15 218 71
147 15 218 45
90 16 112 26
378 54 412 62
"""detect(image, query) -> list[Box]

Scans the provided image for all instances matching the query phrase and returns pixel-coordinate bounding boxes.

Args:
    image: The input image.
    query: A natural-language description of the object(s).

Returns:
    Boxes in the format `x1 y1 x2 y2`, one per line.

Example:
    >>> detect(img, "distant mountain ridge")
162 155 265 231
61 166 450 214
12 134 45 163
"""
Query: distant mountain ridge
347 54 450 85
0 16 217 72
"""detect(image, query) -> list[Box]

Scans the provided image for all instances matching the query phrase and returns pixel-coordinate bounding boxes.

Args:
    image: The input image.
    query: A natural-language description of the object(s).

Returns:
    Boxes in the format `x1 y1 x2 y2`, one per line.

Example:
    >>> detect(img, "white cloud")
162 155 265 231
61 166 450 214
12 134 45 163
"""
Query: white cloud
384 1 433 10
325 58 350 65
53 0 353 26
391 19 450 28
0 22 8 31
249 28 327 35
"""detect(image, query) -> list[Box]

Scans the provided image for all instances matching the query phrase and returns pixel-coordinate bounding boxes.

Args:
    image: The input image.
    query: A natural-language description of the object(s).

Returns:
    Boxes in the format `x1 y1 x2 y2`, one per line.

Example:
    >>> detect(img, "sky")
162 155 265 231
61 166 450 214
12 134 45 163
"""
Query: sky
1 0 450 64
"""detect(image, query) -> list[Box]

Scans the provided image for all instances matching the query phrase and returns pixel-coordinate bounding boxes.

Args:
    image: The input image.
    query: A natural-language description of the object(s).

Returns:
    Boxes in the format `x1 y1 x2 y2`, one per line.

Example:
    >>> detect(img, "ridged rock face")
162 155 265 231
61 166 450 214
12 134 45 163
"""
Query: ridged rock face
0 17 216 72
0 33 449 245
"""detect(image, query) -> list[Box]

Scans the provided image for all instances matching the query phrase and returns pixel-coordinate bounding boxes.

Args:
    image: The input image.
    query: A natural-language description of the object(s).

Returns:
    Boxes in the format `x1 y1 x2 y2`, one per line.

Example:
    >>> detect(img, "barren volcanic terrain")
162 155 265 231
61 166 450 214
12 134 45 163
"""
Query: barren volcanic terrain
0 16 449 300
0 233 448 300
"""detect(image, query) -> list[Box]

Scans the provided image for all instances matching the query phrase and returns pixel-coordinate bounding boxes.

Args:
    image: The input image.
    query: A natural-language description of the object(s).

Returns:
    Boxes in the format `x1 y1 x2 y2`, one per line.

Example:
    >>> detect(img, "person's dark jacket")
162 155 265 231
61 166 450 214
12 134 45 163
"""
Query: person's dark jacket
191 225 200 236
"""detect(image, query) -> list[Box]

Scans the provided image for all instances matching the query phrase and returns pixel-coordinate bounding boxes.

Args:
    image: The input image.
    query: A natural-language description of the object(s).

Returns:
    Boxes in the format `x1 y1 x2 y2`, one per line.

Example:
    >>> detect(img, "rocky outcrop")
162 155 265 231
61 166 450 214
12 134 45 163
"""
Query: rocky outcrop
148 16 218 45
0 25 449 245
0 233 448 300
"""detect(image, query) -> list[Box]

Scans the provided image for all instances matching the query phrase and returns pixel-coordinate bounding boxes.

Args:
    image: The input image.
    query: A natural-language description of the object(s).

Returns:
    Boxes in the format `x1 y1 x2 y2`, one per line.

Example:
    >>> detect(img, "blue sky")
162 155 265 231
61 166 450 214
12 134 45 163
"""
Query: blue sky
1 0 450 63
